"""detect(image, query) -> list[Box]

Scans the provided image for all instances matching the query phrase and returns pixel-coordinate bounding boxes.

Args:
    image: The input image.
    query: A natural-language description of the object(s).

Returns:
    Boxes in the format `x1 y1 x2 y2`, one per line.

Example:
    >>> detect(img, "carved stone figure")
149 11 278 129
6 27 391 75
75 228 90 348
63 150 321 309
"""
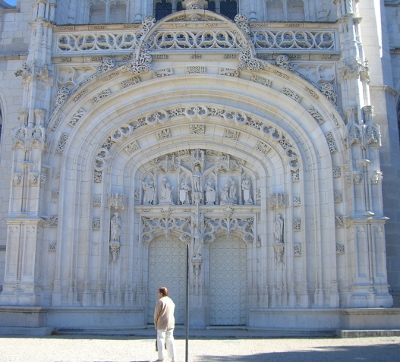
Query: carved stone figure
180 177 191 205
110 212 121 241
242 176 253 205
204 177 216 205
192 227 203 258
142 176 155 205
192 165 202 192
220 182 230 204
274 214 284 243
229 177 237 202
159 177 173 204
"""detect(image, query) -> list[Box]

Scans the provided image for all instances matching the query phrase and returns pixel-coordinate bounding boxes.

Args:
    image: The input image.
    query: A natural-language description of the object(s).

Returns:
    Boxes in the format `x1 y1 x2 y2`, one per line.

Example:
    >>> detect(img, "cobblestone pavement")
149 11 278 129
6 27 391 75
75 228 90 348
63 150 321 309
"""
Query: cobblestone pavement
0 334 400 362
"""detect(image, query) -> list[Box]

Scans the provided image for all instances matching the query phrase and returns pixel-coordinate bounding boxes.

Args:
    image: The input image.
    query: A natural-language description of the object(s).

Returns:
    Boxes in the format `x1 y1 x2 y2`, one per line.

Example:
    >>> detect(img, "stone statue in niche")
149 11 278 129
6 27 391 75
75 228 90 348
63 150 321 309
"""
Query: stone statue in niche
220 182 230 204
229 177 237 202
192 165 202 192
180 177 191 205
220 177 237 205
242 175 253 205
204 176 216 205
274 214 284 243
192 227 203 259
159 177 174 204
110 212 121 241
142 176 155 205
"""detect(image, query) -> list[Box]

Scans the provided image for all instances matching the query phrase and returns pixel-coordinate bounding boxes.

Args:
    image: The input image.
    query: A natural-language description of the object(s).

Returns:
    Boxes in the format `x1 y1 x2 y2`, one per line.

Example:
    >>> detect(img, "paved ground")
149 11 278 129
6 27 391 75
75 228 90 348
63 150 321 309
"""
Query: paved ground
0 332 400 362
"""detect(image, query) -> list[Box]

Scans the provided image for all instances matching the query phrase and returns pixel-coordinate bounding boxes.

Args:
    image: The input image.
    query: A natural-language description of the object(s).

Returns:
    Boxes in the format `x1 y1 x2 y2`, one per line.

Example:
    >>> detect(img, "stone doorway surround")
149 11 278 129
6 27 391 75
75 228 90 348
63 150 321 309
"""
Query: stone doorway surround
0 9 395 332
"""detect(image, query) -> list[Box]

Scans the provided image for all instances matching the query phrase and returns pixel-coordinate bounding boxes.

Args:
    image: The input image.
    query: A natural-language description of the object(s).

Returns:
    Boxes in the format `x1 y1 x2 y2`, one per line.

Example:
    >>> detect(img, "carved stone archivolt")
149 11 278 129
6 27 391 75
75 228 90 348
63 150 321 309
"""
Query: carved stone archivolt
93 104 301 174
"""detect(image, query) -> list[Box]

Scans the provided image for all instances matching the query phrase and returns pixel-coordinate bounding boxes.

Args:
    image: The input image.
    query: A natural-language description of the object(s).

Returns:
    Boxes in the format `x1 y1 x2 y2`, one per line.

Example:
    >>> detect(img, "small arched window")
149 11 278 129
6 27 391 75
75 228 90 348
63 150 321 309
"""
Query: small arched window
89 1 106 24
266 0 284 21
109 1 127 23
287 0 304 21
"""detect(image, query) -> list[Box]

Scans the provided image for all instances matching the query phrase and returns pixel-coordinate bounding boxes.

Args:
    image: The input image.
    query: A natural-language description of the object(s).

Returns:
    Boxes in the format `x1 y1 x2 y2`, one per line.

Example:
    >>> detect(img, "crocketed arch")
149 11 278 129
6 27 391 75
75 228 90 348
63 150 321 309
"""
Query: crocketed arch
45 67 346 309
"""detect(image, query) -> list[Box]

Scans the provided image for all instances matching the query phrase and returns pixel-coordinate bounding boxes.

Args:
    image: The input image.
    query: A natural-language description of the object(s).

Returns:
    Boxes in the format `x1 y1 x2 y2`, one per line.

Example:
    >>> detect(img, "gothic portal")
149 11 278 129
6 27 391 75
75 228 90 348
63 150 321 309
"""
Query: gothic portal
0 0 400 333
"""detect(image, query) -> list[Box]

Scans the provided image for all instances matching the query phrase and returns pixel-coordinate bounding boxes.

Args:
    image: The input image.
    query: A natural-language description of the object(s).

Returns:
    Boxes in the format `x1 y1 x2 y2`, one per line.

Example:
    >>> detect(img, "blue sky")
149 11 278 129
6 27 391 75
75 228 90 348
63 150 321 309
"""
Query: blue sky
5 0 17 5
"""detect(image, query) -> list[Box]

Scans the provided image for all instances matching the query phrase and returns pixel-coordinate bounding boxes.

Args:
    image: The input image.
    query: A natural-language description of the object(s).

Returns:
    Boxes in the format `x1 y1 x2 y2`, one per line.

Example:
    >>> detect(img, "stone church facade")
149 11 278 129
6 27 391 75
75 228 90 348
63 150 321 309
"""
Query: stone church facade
0 0 400 332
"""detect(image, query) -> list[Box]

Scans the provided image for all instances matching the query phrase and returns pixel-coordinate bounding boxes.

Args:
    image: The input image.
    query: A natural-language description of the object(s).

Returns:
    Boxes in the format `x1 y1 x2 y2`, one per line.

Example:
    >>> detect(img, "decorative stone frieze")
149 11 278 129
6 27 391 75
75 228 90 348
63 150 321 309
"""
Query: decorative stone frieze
122 46 153 75
120 76 141 88
239 47 267 72
124 140 140 155
318 80 337 104
293 219 301 231
275 55 293 71
73 89 89 103
187 66 206 74
94 170 103 183
68 108 86 127
153 68 173 78
92 218 100 230
251 75 272 87
93 89 111 104
336 243 345 255
96 104 300 172
255 140 270 156
93 194 101 207
224 129 240 140
325 131 338 153
28 172 40 186
293 195 301 207
334 191 342 203
219 68 239 77
270 193 286 209
55 87 70 107
56 133 69 154
190 124 205 135
256 189 261 201
291 169 300 183
346 171 363 185
108 193 124 210
282 87 302 102
294 243 302 257
157 129 171 140
52 190 59 201
333 167 342 178
371 171 383 185
335 215 348 228
308 106 325 125
273 69 290 80
12 173 22 186
49 242 56 252
305 86 320 100
49 215 58 227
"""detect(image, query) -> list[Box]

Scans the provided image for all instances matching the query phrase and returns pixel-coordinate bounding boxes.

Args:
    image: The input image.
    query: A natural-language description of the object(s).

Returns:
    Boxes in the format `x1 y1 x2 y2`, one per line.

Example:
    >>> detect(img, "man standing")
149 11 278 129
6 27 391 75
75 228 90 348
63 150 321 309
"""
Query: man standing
154 286 176 362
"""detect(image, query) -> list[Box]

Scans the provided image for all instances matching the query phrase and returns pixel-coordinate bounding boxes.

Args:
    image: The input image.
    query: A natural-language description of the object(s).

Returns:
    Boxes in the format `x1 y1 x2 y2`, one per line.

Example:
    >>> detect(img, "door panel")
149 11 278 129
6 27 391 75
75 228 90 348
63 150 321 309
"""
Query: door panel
147 236 186 325
209 236 247 325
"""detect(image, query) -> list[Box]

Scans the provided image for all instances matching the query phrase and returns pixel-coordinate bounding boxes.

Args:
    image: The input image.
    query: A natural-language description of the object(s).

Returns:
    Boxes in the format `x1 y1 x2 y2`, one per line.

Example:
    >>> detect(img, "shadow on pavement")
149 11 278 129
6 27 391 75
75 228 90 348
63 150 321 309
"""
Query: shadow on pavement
199 343 400 362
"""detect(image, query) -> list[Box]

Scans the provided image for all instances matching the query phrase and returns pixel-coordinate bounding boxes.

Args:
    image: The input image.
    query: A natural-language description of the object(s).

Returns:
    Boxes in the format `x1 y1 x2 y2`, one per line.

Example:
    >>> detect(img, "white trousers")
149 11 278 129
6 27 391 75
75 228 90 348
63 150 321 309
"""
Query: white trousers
157 328 176 361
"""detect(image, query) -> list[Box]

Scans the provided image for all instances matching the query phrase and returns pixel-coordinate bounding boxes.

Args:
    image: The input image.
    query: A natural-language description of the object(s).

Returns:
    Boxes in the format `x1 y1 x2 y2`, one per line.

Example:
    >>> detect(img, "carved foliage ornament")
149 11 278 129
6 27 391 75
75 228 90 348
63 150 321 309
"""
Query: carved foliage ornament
94 105 301 174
